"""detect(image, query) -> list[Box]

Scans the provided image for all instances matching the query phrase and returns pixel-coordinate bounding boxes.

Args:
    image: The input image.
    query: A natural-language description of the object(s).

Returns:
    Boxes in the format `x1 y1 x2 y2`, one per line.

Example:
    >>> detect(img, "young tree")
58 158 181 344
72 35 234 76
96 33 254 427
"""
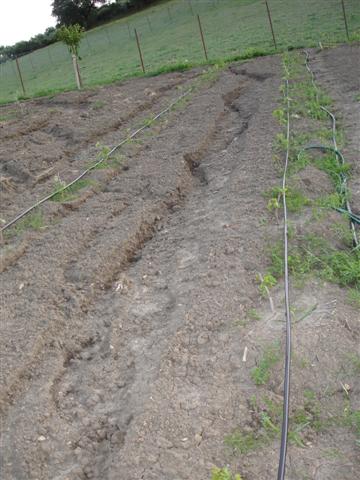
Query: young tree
57 24 84 89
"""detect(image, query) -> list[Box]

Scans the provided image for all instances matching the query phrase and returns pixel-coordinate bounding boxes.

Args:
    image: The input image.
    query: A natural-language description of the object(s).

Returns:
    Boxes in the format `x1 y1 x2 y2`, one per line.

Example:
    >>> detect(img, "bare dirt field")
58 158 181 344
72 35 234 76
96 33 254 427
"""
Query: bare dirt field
0 45 359 480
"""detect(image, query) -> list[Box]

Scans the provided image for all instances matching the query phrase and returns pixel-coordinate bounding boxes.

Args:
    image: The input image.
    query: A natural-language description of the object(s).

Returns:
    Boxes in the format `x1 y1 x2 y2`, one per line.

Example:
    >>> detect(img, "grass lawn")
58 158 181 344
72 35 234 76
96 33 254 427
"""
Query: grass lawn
0 0 359 103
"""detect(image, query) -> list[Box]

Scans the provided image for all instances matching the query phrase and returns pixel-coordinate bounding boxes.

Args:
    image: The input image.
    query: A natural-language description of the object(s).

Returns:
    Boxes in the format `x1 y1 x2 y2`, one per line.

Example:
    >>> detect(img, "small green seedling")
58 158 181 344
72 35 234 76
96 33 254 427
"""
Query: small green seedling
257 273 277 298
96 142 111 159
248 308 261 321
211 467 243 480
251 343 281 385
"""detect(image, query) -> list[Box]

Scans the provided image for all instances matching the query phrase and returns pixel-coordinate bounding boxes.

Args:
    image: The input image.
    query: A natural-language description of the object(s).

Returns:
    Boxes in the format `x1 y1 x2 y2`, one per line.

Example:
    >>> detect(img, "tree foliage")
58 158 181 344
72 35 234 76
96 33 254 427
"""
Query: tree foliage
0 28 56 62
51 1 157 27
52 0 106 27
57 24 84 57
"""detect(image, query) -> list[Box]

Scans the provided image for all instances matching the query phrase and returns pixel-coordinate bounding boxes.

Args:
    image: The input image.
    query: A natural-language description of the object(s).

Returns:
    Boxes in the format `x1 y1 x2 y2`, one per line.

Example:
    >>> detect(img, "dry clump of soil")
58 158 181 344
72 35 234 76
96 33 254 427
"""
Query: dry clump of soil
0 46 359 480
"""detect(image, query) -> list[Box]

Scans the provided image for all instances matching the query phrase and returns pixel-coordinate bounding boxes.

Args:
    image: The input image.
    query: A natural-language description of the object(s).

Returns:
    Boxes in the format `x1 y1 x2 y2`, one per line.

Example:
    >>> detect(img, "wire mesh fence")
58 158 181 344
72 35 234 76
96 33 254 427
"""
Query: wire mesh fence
0 0 359 104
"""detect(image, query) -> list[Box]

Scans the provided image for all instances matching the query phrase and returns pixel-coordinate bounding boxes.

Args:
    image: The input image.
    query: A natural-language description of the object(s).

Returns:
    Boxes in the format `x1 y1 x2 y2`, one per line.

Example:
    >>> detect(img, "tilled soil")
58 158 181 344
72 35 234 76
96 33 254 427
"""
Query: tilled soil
0 46 359 480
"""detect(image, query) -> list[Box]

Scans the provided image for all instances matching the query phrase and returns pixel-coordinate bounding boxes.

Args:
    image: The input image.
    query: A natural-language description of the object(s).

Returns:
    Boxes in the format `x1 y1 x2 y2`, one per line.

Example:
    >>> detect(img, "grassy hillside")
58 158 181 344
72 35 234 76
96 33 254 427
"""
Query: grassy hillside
0 0 359 103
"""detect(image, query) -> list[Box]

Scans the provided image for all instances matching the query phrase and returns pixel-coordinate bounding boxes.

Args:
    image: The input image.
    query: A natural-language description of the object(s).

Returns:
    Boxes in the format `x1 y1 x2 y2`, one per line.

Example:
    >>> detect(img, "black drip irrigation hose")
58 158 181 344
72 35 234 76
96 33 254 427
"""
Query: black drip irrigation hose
277 78 292 480
276 51 359 479
303 50 358 248
1 88 192 233
277 49 359 480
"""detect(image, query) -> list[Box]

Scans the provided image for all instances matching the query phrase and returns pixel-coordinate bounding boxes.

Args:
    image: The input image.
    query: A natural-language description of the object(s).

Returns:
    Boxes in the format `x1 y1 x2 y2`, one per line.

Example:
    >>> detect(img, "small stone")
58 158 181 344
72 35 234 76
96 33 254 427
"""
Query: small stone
82 416 92 427
197 332 209 345
74 447 82 456
111 431 124 444
156 437 173 449
242 425 253 434
38 436 46 442
81 351 93 361
96 429 106 441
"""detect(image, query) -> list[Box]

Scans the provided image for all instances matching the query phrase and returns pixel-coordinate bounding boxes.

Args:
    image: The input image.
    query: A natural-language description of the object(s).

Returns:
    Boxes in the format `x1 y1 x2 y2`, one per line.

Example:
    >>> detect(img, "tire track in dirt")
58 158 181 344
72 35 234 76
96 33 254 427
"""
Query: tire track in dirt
0 68 243 419
2 48 360 480
0 70 199 221
0 56 282 480
0 72 202 275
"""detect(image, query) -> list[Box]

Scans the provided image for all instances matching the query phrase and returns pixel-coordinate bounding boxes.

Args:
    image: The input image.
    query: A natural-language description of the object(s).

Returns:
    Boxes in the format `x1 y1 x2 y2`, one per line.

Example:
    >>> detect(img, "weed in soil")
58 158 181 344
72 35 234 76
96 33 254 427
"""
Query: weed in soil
266 185 311 213
92 100 106 110
347 288 360 308
269 51 359 298
92 143 125 170
346 354 360 375
247 308 262 321
251 343 281 386
211 467 243 480
225 429 264 455
268 235 360 290
4 209 45 239
51 176 97 202
226 386 360 459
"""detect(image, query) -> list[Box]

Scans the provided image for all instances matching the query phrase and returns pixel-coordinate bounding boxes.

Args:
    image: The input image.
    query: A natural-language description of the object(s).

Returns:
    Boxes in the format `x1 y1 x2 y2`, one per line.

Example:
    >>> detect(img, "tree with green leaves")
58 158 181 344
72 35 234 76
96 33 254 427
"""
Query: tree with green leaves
52 0 106 27
57 23 84 57
57 24 84 89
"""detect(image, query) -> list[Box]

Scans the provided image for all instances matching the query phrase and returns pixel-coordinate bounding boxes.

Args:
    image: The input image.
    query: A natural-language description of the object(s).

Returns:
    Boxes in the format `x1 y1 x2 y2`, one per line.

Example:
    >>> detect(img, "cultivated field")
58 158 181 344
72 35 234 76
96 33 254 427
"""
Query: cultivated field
0 0 360 103
0 41 359 479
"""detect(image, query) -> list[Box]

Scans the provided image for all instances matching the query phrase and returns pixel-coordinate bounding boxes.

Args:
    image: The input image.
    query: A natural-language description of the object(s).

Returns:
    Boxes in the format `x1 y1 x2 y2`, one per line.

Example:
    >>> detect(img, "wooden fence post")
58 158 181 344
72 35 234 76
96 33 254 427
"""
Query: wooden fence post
105 28 112 45
72 54 83 89
197 14 208 61
341 0 350 40
47 48 54 66
134 29 145 73
188 0 194 16
265 0 277 49
15 57 26 96
85 35 92 51
146 15 153 32
28 54 35 72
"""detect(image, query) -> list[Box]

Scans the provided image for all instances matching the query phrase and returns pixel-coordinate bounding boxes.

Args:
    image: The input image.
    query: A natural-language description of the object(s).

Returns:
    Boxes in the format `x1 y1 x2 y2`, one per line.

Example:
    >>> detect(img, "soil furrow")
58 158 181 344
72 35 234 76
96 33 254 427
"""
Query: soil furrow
1 46 359 480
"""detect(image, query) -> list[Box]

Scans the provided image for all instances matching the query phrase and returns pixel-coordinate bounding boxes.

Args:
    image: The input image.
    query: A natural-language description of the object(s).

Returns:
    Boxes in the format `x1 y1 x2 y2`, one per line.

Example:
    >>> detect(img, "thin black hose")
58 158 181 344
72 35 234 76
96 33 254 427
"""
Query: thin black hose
1 88 191 233
303 50 358 247
277 78 292 480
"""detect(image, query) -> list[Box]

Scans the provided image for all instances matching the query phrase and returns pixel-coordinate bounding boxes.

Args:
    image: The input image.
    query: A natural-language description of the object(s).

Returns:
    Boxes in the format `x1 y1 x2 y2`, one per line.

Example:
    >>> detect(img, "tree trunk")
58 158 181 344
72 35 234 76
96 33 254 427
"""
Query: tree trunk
72 54 83 90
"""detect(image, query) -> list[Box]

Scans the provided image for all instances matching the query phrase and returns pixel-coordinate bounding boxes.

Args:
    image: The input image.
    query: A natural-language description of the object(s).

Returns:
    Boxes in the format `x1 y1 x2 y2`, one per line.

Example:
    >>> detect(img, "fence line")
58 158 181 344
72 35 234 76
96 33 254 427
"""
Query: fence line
0 0 358 103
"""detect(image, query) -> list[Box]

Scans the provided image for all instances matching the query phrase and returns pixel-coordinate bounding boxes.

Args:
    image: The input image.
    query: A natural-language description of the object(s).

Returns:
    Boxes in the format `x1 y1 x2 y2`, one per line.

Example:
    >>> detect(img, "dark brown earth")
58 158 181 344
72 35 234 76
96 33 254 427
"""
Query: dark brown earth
0 45 359 480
